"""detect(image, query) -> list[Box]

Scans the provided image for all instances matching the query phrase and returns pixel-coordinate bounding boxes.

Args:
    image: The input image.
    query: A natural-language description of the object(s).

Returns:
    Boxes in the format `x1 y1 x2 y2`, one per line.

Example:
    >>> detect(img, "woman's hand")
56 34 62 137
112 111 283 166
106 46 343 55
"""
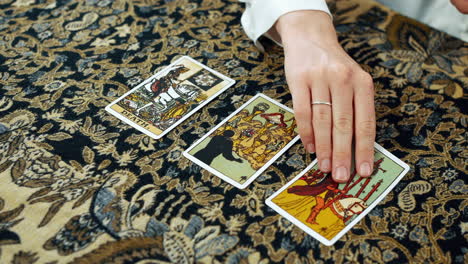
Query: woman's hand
275 10 376 182
451 0 468 14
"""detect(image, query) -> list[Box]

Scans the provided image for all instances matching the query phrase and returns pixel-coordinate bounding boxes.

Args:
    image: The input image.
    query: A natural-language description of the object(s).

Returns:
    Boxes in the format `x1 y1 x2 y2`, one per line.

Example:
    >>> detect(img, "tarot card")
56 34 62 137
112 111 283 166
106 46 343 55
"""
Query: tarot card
266 143 410 246
183 94 300 189
105 56 235 139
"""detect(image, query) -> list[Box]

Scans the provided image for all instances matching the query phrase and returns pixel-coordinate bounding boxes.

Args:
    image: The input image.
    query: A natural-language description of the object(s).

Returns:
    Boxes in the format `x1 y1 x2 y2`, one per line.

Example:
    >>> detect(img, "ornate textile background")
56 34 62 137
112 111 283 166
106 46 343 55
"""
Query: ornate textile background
0 0 467 263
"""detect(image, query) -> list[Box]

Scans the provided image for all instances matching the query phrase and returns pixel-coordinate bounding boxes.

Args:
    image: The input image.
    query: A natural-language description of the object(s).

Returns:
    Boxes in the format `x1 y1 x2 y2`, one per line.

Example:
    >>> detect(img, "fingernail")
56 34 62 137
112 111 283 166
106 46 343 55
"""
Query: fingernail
320 159 331 172
360 162 371 176
335 166 348 181
307 144 315 153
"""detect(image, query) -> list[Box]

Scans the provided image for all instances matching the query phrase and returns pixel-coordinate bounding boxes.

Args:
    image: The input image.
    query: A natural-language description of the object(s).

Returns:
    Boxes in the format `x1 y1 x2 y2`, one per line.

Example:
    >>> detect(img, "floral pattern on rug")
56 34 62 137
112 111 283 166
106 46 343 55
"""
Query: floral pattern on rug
0 0 466 263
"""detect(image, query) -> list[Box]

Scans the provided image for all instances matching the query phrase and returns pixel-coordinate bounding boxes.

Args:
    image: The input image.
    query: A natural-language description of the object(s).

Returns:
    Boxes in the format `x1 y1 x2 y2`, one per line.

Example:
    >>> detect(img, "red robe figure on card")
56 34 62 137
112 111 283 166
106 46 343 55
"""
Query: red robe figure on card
287 170 339 224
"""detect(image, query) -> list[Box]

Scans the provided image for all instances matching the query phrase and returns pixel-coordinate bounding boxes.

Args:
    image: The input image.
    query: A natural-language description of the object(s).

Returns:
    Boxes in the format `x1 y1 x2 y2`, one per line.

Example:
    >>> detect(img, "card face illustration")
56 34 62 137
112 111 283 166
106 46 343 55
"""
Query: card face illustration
266 143 410 246
183 94 300 189
105 56 235 139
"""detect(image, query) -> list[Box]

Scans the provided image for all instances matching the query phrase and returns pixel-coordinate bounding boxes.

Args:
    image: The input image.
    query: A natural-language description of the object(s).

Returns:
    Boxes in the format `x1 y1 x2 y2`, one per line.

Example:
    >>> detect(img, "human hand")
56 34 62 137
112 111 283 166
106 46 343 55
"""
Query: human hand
451 0 468 14
275 10 376 183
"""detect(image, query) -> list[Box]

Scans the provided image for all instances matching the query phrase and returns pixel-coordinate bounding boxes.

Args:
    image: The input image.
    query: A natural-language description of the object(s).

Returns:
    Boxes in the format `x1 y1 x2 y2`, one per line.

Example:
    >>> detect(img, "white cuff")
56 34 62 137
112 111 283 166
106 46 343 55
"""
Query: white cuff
240 0 332 51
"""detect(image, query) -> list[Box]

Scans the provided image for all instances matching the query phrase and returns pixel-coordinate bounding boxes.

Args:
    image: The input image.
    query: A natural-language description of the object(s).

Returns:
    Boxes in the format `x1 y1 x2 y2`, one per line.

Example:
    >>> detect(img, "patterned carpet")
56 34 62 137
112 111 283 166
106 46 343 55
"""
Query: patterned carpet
0 0 467 263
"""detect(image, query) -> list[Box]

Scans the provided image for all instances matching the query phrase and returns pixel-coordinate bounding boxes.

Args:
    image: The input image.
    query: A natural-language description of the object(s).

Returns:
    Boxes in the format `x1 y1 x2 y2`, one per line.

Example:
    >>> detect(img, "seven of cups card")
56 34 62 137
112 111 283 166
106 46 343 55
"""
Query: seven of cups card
183 93 300 189
105 56 235 139
266 143 410 246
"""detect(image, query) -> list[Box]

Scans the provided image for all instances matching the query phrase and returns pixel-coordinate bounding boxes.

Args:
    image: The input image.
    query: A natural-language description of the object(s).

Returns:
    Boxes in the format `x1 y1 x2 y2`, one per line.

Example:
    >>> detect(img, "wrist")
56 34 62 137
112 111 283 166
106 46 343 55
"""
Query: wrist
275 10 338 47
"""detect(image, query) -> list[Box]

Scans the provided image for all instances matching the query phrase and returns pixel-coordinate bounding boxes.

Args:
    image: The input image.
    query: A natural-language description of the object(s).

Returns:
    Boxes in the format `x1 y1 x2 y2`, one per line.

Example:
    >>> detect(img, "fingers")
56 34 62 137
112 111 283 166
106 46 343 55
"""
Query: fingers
289 76 315 153
285 51 375 184
354 72 376 177
330 66 354 183
311 79 332 172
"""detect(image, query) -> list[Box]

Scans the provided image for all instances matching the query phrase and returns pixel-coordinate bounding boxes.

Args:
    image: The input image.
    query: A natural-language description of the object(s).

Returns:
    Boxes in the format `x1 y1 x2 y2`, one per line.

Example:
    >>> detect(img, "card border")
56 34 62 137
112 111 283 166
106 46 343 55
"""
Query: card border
105 56 236 139
265 142 410 246
183 93 300 189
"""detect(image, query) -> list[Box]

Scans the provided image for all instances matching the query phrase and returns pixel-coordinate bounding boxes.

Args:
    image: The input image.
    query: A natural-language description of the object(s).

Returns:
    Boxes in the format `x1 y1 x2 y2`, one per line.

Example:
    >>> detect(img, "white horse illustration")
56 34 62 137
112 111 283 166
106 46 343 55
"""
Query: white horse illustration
136 83 200 114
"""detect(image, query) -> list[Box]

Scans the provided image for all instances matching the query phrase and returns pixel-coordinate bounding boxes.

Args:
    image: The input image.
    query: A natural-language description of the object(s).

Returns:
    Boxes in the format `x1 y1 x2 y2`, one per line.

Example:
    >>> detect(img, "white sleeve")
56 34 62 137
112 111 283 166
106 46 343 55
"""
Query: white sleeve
240 0 332 51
